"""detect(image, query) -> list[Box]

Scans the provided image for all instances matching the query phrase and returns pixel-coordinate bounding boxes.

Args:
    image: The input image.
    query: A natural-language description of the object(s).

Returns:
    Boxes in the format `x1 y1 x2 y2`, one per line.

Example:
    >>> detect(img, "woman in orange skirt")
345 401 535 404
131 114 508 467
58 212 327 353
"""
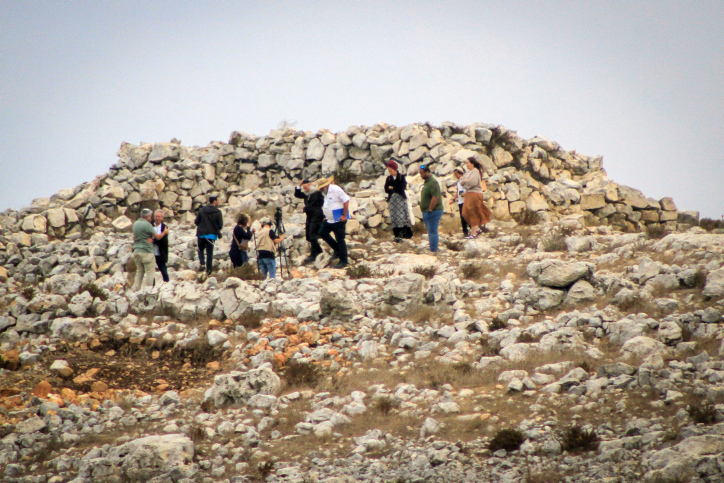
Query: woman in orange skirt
460 157 492 238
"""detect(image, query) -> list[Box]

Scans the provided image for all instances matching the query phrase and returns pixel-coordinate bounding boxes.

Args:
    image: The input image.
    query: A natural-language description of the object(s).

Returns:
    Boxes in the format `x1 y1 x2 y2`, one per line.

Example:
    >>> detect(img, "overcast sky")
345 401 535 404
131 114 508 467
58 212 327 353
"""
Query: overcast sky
1 1 722 218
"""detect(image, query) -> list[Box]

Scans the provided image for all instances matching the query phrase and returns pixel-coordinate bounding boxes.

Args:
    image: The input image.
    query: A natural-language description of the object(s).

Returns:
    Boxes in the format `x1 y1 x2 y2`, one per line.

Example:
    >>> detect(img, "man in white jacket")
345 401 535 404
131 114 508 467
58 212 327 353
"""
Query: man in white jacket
316 176 350 269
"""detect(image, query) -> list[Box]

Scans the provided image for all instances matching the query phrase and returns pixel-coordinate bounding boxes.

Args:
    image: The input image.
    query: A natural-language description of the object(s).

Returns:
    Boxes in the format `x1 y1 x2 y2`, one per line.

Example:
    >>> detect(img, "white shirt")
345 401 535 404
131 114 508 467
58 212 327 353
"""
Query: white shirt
154 223 163 256
322 184 350 223
457 180 466 205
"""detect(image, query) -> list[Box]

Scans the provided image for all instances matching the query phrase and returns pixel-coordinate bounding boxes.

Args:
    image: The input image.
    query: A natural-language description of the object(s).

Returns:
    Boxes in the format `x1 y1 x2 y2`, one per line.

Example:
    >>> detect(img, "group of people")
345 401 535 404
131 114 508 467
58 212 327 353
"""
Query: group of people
130 156 491 289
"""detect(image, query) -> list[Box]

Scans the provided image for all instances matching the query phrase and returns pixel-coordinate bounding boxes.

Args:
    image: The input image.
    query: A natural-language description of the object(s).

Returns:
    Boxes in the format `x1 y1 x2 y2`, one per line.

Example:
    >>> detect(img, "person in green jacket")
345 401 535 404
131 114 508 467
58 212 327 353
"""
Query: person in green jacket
419 165 444 253
132 209 158 290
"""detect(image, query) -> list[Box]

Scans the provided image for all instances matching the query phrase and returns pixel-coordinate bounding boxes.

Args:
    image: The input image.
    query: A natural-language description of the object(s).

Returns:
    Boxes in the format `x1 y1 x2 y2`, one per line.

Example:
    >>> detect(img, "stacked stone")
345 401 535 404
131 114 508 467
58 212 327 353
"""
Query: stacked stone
0 122 693 253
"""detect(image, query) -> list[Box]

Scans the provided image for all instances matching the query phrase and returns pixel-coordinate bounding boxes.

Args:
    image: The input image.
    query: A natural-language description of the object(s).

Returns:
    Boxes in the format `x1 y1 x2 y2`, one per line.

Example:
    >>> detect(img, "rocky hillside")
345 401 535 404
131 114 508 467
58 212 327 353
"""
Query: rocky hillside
1 122 723 483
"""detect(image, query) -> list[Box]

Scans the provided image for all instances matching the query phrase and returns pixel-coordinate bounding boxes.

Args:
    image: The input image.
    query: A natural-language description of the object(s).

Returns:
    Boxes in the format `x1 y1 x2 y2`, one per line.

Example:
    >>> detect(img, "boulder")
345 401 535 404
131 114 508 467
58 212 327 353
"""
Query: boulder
383 273 425 314
80 434 196 482
621 336 668 359
516 283 565 311
21 214 47 233
702 268 724 299
202 365 281 408
320 281 361 318
564 280 597 306
46 208 66 228
526 259 592 288
645 435 724 482
112 215 133 231
580 193 606 211
525 192 550 211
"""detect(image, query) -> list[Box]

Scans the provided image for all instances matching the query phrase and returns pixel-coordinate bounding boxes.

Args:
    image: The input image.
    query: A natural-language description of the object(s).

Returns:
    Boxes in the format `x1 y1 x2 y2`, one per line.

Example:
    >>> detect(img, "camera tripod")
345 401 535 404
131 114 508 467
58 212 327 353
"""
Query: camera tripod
274 207 292 279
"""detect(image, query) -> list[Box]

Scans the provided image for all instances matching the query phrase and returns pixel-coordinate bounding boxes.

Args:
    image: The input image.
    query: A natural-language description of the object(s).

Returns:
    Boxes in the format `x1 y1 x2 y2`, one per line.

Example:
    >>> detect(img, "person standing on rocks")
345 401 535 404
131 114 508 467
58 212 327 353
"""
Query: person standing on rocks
255 218 284 278
384 159 413 242
195 195 224 276
131 209 157 290
294 179 324 264
460 157 492 239
453 168 469 237
229 213 253 268
317 176 350 269
152 209 170 283
419 165 444 254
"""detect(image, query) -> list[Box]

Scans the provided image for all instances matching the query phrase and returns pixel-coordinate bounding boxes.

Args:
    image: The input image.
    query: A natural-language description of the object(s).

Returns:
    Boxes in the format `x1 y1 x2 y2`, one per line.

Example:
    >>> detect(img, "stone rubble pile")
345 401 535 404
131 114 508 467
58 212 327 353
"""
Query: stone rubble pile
1 123 723 483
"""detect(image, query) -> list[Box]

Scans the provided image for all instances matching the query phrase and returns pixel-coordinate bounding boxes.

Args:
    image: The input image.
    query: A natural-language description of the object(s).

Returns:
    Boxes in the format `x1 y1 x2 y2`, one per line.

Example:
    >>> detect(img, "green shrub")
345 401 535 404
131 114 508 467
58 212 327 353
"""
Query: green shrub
347 264 371 279
561 424 599 452
283 359 322 388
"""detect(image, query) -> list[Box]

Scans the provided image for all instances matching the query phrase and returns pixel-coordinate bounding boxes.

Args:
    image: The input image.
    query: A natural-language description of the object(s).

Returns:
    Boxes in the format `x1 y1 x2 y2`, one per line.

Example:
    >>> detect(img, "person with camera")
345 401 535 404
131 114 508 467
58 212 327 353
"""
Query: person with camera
255 217 285 279
317 176 350 269
294 179 324 264
195 195 223 275
229 213 253 268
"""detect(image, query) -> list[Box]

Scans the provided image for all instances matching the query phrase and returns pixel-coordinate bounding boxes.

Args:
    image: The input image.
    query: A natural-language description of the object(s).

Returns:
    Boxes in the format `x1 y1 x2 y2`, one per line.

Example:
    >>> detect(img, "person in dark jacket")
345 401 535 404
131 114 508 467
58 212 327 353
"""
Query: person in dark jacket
229 213 253 268
294 179 325 264
384 159 413 242
152 209 170 282
195 195 224 275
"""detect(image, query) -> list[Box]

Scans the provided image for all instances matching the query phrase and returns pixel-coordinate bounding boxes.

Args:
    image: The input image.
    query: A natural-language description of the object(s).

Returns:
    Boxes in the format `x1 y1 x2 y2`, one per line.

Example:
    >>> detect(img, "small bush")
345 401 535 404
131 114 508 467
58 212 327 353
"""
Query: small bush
188 422 207 444
80 283 108 301
699 217 724 232
334 165 356 184
517 332 539 343
479 337 501 356
489 317 507 331
645 224 670 240
561 424 599 452
444 239 465 252
687 402 717 425
541 229 569 252
374 396 400 415
692 268 707 290
283 359 322 388
513 209 539 226
461 263 483 280
488 428 525 452
347 264 371 279
21 286 35 300
413 265 438 280
221 264 264 282
453 362 473 375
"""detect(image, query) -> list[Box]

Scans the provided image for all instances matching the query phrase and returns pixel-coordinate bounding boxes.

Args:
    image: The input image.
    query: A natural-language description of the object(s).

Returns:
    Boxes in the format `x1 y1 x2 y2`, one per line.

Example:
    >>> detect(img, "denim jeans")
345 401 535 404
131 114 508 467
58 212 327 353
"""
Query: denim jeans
319 221 347 264
423 209 443 252
258 258 276 279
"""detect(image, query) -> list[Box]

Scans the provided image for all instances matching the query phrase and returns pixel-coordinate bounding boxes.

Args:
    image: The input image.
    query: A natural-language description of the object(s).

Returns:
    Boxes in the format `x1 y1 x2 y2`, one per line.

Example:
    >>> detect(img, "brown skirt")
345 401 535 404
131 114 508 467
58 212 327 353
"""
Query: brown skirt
462 192 492 226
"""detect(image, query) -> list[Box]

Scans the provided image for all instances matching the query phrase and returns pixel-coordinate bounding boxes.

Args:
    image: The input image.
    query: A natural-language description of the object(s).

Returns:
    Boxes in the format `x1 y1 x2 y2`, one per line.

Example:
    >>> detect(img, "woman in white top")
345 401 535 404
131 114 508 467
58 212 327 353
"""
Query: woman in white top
453 168 469 237
460 157 492 239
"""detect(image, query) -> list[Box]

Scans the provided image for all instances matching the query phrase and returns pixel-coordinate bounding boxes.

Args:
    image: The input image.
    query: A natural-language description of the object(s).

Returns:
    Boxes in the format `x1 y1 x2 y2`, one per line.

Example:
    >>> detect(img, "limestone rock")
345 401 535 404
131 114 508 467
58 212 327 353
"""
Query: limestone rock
202 365 281 408
112 215 133 231
564 280 597 306
383 273 425 314
320 281 361 318
50 359 73 377
702 268 724 299
526 259 592 288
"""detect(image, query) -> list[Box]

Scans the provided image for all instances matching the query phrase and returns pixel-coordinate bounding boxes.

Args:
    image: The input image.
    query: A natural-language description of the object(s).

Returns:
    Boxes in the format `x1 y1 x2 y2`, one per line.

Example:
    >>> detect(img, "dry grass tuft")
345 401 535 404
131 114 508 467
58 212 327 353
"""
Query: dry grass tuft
512 209 539 226
541 228 571 252
216 264 264 282
687 401 717 425
373 396 400 415
698 217 724 231
444 239 465 252
283 359 322 389
645 224 670 240
413 265 438 279
461 263 483 280
346 264 372 279
560 424 599 453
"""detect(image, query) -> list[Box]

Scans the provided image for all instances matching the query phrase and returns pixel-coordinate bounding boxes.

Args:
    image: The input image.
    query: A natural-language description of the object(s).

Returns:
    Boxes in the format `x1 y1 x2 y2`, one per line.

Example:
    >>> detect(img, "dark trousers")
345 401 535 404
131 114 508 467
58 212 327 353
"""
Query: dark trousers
458 203 469 236
393 226 413 239
197 237 215 273
229 250 248 268
309 237 323 258
155 255 169 282
319 221 347 264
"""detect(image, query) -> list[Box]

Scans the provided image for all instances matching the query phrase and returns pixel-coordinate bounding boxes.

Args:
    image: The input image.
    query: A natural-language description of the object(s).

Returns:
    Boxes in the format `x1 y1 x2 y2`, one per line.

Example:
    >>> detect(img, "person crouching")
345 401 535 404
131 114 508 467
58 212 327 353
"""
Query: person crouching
255 218 284 279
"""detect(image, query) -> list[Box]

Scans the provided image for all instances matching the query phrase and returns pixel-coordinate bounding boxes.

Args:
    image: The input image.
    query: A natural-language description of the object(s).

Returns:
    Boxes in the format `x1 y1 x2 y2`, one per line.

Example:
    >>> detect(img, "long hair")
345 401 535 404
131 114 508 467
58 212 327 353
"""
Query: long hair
468 156 483 175
237 213 249 226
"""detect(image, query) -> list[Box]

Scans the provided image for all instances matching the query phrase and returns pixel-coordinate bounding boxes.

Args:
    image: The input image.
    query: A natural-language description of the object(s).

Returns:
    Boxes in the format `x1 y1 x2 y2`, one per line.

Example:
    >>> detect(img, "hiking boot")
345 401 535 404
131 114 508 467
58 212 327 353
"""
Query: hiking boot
302 255 316 265
329 252 340 262
332 262 348 269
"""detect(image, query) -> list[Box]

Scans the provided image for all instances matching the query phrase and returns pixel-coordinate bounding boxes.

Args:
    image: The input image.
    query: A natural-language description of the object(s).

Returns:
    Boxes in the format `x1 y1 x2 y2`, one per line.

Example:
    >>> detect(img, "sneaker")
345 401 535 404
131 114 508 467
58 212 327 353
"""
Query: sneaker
329 252 340 262
332 262 348 269
302 255 316 265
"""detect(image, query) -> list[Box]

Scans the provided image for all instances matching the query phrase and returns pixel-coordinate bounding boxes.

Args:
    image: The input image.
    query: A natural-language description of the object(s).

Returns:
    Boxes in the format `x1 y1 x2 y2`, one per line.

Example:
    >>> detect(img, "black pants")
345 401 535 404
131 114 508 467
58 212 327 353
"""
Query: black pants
155 255 169 282
197 237 215 273
319 221 347 264
392 226 413 239
458 203 469 236
309 237 323 258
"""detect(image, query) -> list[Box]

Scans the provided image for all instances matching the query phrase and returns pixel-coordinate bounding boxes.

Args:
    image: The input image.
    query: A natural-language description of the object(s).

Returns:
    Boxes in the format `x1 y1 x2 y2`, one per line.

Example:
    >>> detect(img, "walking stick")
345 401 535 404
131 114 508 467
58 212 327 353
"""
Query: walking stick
252 232 261 274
